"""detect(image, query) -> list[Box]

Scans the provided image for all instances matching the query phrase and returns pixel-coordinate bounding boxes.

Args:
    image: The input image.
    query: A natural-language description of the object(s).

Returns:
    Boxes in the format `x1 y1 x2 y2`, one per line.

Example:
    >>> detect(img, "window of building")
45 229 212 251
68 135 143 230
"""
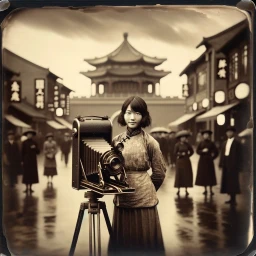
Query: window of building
155 83 160 96
242 45 248 75
197 70 206 92
99 84 104 94
91 83 96 96
229 52 239 82
188 77 195 96
148 84 152 93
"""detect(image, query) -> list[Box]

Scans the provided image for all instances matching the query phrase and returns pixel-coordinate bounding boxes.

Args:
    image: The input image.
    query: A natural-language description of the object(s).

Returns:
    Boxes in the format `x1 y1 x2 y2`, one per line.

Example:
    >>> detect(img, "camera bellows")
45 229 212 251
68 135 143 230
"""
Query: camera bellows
82 138 111 176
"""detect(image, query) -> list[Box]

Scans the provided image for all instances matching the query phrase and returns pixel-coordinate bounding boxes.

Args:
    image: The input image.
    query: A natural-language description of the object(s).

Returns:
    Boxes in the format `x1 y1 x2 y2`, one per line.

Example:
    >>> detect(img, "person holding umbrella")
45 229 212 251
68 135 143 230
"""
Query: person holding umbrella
195 129 218 195
43 133 58 184
174 130 194 196
21 129 40 193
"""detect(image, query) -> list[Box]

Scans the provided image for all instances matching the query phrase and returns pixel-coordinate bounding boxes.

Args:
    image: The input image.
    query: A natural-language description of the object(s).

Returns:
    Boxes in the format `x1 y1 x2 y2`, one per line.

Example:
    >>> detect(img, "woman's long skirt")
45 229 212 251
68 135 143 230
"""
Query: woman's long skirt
195 155 217 186
108 206 165 256
174 157 193 188
43 167 57 177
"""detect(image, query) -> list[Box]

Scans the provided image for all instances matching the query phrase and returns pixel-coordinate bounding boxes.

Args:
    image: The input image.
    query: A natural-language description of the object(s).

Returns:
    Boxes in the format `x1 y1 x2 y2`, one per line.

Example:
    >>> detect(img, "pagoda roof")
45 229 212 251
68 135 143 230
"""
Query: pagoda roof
81 67 171 79
84 33 167 66
196 19 248 52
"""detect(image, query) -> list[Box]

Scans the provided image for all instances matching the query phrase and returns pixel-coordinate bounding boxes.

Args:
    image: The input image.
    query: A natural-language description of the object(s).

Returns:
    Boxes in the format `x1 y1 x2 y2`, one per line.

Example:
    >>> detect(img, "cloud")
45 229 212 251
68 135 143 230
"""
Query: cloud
5 6 246 47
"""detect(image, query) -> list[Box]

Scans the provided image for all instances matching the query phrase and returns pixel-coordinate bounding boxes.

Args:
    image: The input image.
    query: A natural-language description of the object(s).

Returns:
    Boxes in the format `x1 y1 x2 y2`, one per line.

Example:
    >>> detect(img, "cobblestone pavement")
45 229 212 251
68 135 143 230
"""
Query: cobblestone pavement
2 150 253 256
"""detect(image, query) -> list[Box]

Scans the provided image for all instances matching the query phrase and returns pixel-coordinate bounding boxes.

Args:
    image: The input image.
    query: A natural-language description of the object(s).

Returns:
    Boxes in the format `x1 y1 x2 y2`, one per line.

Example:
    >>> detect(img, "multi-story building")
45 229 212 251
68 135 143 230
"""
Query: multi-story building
170 19 251 146
3 49 73 137
70 33 185 136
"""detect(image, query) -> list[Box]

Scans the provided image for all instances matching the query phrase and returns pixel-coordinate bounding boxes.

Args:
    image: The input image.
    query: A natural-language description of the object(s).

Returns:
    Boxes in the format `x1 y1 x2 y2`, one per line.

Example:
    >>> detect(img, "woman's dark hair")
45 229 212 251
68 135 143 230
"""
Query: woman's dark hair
117 96 151 128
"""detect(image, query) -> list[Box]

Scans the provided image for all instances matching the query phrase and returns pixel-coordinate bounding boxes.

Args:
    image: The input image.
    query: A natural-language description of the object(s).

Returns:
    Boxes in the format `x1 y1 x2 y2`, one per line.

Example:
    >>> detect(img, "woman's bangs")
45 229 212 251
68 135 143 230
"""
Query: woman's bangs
130 98 145 114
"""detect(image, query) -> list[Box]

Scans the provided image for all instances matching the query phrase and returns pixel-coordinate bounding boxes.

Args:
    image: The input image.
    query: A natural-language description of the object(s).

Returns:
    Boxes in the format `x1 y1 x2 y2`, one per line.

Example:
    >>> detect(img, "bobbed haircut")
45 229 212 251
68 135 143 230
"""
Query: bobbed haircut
117 96 152 128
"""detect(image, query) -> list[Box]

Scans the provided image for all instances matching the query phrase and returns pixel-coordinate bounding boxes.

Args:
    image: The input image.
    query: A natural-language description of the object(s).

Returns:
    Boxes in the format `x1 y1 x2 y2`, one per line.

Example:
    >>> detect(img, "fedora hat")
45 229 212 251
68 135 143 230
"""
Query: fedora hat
201 129 213 135
7 130 15 136
23 129 36 136
45 132 54 139
226 126 236 132
175 130 191 139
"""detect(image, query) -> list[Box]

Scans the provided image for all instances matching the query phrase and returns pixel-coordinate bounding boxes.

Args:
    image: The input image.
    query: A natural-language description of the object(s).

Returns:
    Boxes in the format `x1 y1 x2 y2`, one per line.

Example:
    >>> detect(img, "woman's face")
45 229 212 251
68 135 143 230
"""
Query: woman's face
180 136 186 142
203 133 210 140
124 104 142 129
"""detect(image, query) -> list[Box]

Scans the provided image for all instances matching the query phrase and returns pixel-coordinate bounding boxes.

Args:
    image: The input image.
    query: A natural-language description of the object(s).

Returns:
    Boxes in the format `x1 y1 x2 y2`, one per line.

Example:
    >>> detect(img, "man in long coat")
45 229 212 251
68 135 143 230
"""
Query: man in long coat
60 132 72 167
3 130 22 187
22 129 40 193
219 126 242 205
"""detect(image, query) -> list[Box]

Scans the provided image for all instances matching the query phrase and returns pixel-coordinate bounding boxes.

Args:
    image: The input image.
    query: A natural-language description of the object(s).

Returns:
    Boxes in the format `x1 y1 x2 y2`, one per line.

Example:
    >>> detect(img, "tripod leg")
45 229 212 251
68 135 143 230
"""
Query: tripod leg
89 212 92 256
101 202 113 236
69 203 86 256
93 214 96 256
97 206 101 256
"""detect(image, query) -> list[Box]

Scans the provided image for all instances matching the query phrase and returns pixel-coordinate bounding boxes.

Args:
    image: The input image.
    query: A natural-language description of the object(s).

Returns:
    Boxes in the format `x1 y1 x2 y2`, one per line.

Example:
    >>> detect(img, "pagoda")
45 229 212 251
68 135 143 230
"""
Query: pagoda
81 33 171 96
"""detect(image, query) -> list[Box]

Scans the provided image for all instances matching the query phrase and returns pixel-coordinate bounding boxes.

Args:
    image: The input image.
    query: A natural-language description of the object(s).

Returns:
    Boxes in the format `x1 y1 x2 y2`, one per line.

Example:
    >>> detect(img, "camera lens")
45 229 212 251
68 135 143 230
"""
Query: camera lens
110 157 122 170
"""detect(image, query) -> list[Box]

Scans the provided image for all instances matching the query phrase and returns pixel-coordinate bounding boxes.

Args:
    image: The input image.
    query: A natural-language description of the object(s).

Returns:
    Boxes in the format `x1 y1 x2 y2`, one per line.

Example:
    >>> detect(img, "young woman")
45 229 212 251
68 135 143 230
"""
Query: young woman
21 129 40 193
108 96 166 256
174 130 194 196
43 133 58 183
195 130 218 195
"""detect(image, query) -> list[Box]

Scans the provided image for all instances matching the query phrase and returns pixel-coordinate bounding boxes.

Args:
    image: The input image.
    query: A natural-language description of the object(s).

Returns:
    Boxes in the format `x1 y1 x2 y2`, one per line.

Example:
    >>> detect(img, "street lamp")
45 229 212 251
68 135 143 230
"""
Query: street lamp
215 91 225 104
192 102 198 111
56 107 64 117
202 98 209 108
217 114 225 125
235 83 250 99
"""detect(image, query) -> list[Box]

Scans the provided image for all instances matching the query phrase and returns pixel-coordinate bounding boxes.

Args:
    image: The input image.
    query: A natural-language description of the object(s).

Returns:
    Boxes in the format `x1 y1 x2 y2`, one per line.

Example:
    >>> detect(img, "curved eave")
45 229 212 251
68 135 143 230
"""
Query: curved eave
84 56 166 66
145 70 171 78
81 69 171 78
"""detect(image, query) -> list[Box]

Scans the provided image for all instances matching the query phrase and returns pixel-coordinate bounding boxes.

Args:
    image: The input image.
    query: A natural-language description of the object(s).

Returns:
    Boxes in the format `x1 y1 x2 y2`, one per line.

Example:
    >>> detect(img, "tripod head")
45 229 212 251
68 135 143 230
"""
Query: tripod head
84 191 103 203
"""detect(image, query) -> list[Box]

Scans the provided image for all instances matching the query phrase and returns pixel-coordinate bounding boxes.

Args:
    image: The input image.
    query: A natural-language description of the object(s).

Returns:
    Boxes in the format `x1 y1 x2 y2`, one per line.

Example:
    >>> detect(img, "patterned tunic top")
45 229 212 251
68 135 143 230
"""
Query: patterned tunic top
113 130 166 208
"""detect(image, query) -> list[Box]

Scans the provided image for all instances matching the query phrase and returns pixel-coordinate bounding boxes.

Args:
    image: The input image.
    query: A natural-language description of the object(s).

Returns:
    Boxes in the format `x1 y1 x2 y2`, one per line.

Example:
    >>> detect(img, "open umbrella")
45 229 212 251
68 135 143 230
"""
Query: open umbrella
149 127 170 134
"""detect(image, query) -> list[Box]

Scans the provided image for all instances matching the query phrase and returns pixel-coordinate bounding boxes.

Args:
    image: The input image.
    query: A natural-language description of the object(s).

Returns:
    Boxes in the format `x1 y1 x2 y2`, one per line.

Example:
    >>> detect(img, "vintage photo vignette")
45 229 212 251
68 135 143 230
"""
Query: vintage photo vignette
0 0 255 255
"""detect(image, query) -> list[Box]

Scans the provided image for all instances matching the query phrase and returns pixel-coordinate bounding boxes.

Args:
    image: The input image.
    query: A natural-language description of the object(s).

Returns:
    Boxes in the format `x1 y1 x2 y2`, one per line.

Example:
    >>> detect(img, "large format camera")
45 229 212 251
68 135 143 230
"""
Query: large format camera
72 116 134 194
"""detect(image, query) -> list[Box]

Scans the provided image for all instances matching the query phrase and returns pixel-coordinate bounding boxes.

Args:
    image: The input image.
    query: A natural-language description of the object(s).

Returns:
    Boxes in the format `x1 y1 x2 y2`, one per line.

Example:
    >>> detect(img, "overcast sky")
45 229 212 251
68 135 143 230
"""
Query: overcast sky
2 6 247 98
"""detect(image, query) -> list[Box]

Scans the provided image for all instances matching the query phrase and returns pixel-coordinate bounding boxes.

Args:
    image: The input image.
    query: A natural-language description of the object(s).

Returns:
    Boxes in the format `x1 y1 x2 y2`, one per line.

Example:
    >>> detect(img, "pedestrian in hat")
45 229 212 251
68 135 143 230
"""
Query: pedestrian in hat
60 132 72 167
174 130 194 196
167 130 176 167
21 129 40 193
43 133 58 183
219 126 242 205
3 130 22 187
195 130 218 195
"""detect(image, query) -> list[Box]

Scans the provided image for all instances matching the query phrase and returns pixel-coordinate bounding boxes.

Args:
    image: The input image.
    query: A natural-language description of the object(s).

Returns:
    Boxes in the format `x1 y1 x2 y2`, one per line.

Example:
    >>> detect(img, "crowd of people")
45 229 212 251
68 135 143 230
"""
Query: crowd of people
3 129 72 194
152 125 250 205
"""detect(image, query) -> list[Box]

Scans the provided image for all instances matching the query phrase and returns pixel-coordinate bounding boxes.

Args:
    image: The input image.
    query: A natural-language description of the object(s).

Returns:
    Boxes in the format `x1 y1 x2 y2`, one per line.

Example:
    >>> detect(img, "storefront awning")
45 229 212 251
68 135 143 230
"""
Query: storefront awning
196 102 239 122
168 110 204 127
5 114 31 128
46 120 66 130
55 117 72 130
239 128 252 137
10 102 45 119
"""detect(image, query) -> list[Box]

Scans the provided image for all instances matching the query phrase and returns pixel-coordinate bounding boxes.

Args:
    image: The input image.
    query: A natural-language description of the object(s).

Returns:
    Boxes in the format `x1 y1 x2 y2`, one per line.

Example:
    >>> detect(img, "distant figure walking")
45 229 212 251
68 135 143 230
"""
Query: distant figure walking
219 126 242 205
174 130 194 196
167 130 176 167
195 130 218 195
60 132 72 167
43 133 58 183
22 129 40 193
3 130 22 187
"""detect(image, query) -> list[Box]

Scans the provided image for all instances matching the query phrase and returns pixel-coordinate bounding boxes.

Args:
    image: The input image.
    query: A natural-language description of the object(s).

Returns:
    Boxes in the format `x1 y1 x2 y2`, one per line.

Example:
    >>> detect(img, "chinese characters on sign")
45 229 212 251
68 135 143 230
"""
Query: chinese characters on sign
54 85 59 109
35 79 45 109
182 84 189 98
217 58 227 79
9 81 21 102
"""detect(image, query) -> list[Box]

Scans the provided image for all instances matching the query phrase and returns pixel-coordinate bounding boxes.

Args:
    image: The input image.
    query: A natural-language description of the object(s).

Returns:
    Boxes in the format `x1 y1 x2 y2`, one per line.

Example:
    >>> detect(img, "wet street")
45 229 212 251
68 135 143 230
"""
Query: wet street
3 150 252 256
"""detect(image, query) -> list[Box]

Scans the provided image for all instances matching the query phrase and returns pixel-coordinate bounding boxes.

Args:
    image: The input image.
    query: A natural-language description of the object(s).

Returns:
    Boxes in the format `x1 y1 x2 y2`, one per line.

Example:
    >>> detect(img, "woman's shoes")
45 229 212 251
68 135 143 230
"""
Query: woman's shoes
176 190 180 196
185 191 189 196
203 191 208 195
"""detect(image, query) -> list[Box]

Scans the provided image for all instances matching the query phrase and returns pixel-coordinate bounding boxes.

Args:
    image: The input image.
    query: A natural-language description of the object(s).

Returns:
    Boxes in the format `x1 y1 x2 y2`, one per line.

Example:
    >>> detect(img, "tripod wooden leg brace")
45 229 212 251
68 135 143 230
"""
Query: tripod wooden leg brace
69 192 112 256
